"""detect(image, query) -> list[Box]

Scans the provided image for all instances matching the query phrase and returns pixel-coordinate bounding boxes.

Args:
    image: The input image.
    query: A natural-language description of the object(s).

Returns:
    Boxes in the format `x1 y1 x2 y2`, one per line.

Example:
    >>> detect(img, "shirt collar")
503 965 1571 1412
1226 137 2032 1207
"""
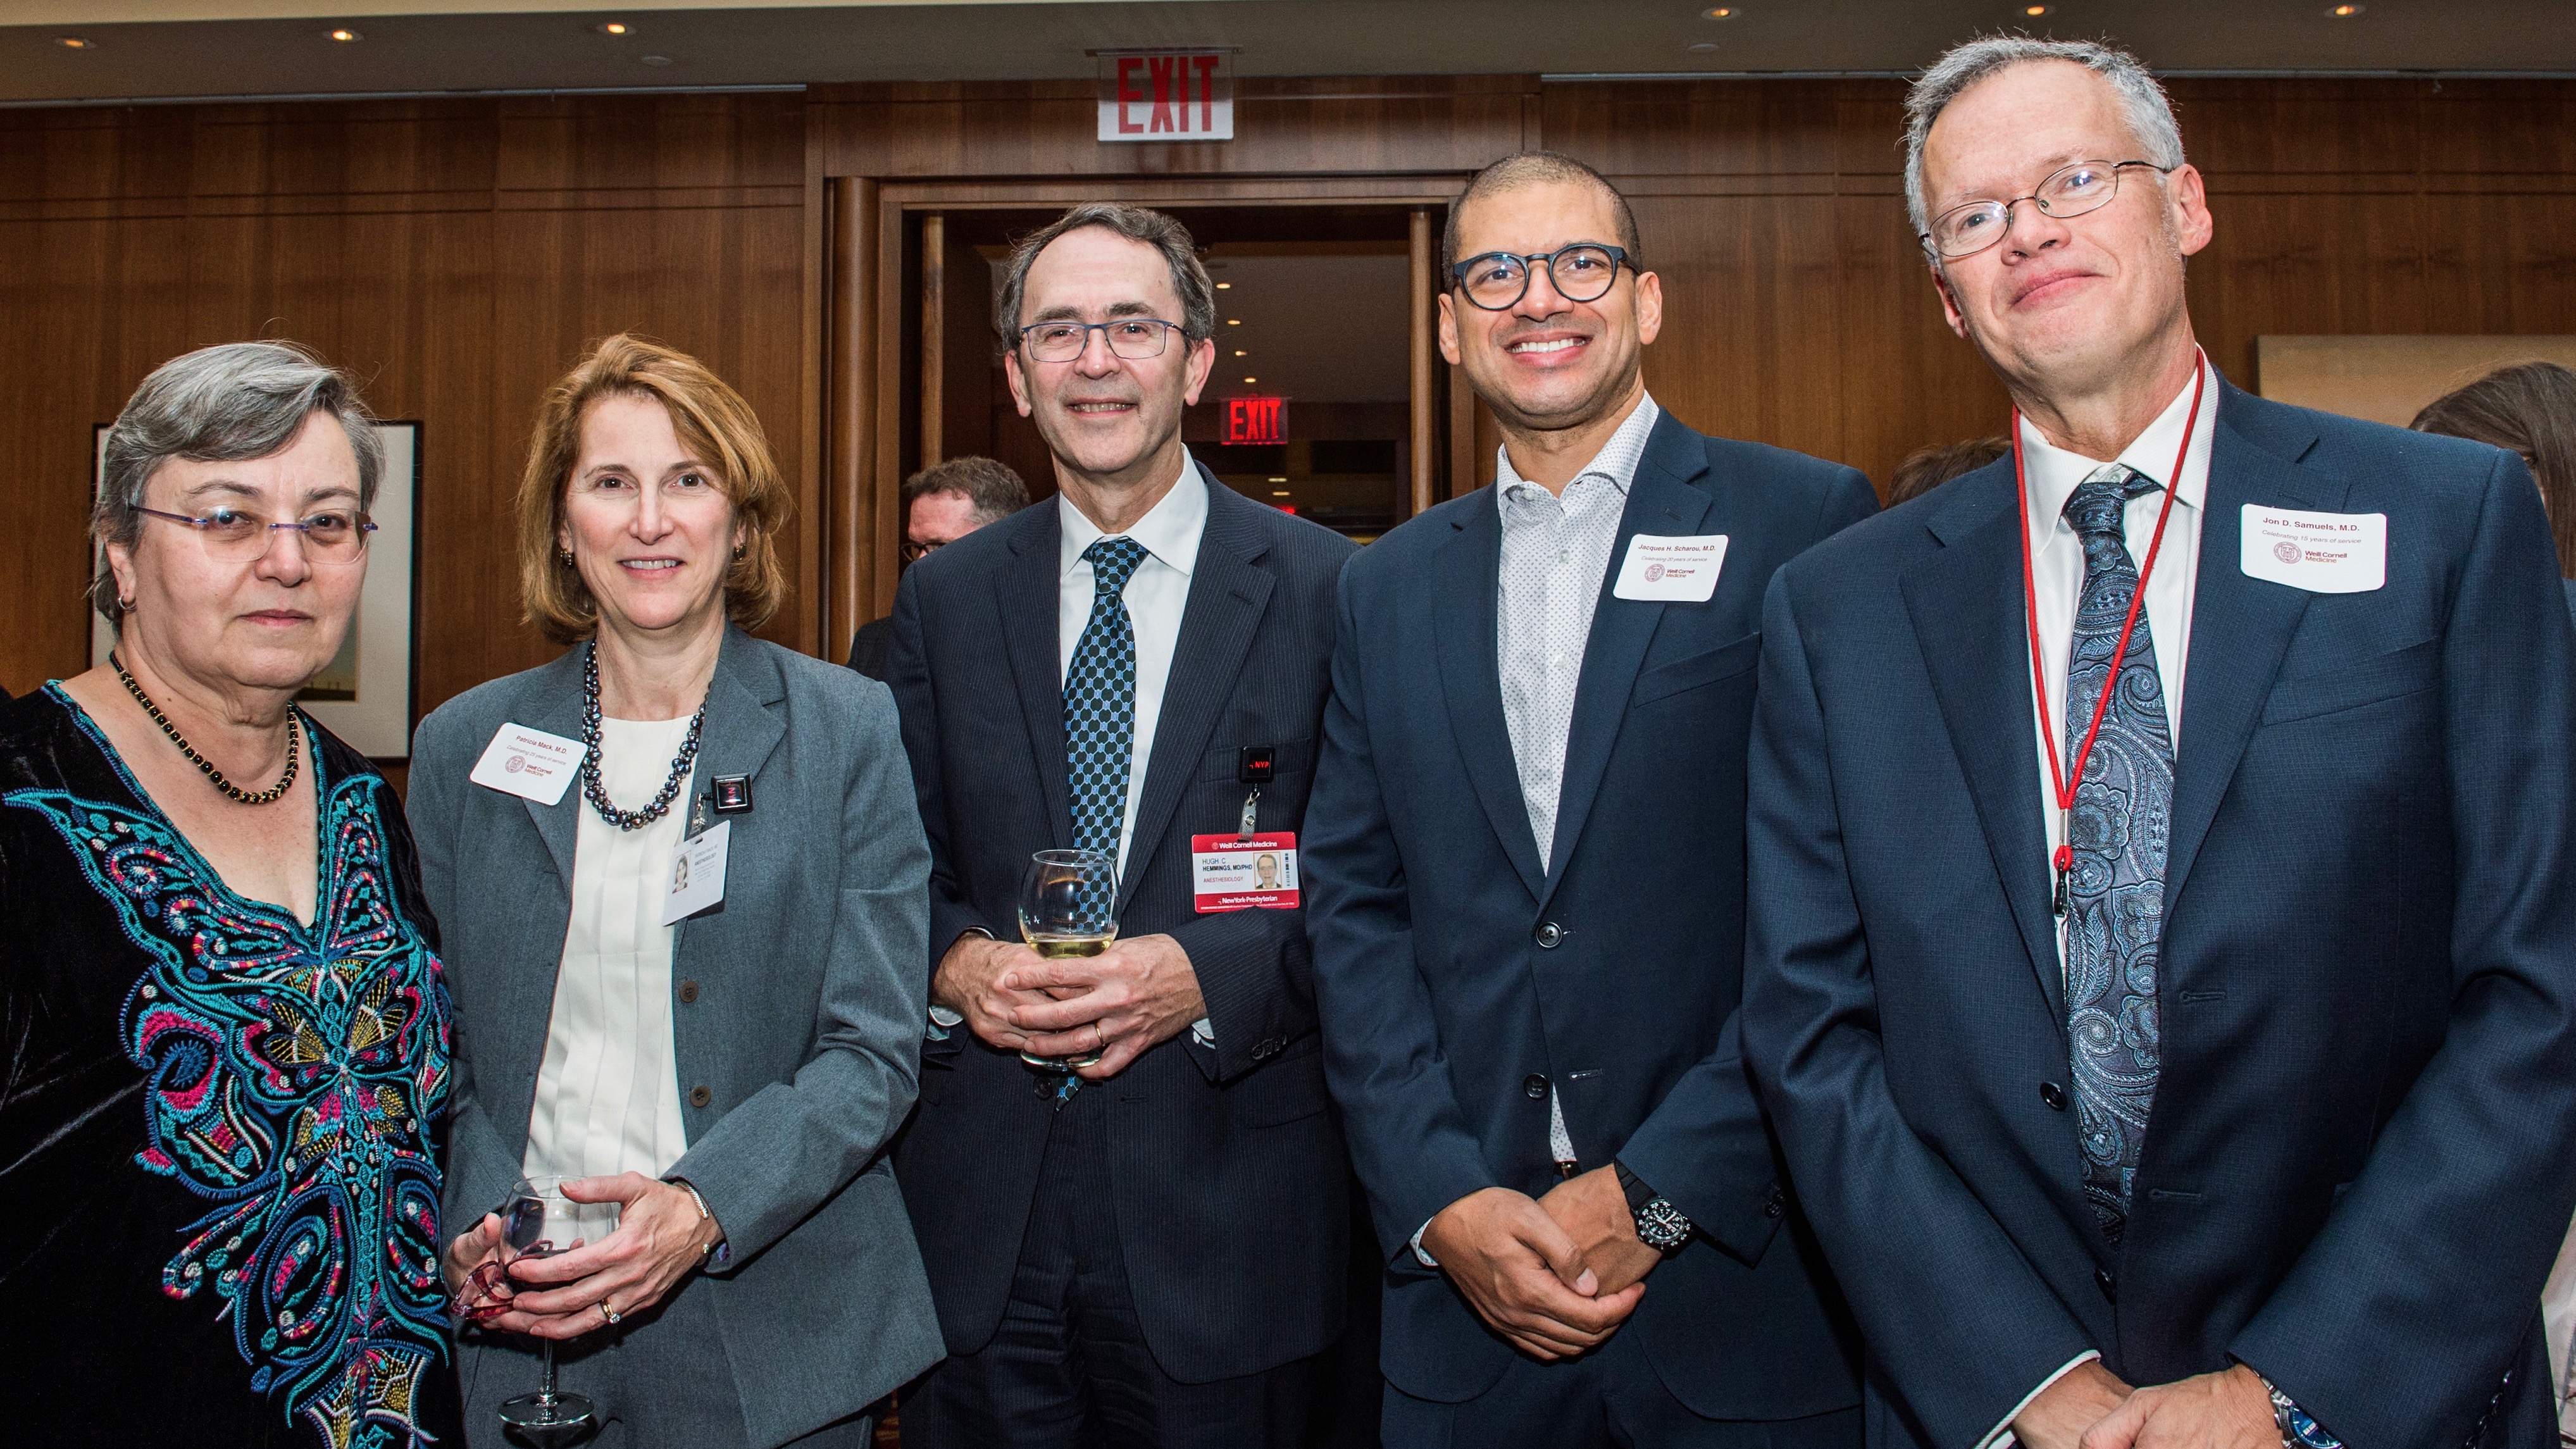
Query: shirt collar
1496 392 1662 513
1059 447 1207 580
2019 356 2215 538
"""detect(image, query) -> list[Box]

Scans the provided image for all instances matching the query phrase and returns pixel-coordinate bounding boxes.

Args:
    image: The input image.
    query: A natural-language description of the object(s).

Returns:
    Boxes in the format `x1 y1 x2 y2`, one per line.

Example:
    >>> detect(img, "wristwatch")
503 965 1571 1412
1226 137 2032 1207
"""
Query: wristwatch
1613 1161 1692 1252
2258 1372 2343 1449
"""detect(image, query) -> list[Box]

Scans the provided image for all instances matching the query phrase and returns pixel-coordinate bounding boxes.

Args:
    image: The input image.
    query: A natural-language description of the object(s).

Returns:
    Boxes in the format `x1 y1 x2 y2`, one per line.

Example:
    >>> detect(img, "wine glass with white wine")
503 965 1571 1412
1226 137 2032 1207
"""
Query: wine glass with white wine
494 1174 620 1446
1017 847 1118 1071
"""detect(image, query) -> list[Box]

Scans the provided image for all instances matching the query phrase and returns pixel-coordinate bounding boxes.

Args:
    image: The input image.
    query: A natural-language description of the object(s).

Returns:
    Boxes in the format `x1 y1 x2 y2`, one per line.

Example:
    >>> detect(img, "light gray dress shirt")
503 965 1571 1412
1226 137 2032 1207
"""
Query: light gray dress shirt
1497 394 1660 1168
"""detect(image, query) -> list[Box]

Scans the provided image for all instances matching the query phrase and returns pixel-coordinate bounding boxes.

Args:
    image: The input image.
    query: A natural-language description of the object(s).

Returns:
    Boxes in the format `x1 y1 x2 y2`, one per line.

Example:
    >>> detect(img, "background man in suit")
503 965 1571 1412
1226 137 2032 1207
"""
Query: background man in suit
887 202 1356 1448
847 455 1028 679
1302 151 1876 1448
1740 38 2576 1449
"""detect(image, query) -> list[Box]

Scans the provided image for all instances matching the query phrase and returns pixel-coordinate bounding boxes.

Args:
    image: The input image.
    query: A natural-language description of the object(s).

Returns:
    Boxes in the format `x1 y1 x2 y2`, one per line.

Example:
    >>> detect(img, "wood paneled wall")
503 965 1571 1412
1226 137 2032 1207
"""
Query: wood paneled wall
0 92 815 712
6 74 2572 714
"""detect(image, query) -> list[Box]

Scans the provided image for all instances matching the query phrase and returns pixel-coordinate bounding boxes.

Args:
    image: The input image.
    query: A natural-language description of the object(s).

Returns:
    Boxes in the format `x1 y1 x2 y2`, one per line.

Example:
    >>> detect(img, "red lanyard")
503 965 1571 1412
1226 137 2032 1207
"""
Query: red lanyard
2014 353 2205 916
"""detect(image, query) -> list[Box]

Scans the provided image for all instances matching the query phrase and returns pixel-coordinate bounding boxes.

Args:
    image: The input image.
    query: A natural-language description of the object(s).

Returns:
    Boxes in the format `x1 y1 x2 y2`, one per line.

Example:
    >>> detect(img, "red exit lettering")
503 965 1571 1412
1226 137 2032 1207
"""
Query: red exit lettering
1226 396 1287 445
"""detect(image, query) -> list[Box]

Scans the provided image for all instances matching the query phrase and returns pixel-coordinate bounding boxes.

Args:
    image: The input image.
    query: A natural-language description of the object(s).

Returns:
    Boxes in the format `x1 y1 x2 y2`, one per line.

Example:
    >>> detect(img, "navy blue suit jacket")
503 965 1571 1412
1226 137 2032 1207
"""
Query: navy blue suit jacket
1741 380 2576 1449
885 469 1357 1383
1304 411 1877 1417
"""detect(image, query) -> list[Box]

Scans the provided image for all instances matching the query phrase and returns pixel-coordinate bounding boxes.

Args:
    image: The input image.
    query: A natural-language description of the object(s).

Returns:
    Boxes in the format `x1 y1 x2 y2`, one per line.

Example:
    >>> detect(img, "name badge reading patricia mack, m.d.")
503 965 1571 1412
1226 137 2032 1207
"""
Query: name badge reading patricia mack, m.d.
468 722 585 805
1191 833 1298 912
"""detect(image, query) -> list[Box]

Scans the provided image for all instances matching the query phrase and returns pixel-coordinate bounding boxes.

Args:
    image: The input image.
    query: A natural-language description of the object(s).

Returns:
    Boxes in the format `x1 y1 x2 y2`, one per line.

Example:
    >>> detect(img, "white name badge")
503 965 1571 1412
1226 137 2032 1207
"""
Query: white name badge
2240 506 2387 594
1613 534 1729 602
662 820 731 925
468 722 586 805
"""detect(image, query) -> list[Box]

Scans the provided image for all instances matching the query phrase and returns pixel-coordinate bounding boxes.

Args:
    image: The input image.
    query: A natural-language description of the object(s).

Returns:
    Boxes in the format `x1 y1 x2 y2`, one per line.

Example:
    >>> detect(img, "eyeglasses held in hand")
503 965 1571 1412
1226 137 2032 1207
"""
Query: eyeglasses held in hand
1018 318 1186 363
1922 159 2175 260
134 504 376 563
1449 244 1631 312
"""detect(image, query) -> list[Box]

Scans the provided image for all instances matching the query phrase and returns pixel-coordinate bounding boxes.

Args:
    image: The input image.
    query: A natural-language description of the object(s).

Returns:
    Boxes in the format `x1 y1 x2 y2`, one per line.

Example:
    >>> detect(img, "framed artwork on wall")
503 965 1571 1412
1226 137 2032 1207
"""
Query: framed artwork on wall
90 420 423 759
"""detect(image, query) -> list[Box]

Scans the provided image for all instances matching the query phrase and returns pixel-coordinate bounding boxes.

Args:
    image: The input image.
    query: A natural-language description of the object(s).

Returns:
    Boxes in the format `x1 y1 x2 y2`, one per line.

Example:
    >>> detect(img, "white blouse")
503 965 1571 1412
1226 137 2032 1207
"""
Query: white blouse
521 715 695 1184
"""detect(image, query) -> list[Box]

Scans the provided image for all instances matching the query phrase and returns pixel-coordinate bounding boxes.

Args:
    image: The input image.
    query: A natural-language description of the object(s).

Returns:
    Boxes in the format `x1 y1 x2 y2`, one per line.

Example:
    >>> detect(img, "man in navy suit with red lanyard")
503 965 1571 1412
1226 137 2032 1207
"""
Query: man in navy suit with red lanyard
1741 37 2576 1449
1304 152 1877 1448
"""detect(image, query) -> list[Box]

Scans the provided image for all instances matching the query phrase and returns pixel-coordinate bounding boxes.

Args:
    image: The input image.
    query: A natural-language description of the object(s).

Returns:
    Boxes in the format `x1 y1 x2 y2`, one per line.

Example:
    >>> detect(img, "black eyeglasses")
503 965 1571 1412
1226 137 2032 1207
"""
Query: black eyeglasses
900 538 945 564
1017 318 1186 363
1449 244 1631 311
1922 159 2174 259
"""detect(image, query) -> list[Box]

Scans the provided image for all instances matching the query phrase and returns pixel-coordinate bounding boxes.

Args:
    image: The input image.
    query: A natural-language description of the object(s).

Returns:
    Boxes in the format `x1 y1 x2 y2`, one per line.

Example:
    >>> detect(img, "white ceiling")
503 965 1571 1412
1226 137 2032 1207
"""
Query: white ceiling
6 1 2571 106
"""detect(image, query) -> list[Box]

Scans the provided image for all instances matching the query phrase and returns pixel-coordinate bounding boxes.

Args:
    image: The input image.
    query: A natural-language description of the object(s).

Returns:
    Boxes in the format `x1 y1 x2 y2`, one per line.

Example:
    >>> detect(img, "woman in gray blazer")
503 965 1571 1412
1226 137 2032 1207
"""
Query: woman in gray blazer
411 335 940 1448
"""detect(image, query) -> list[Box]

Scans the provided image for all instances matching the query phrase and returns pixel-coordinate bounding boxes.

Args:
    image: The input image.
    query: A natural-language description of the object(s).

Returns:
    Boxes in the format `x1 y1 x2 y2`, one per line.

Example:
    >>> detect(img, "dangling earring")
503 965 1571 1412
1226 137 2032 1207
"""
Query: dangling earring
556 547 575 567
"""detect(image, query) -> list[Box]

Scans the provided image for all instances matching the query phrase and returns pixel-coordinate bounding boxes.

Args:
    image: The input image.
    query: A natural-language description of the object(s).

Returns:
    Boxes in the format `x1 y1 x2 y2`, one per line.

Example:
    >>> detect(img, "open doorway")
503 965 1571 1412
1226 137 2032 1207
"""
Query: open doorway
904 204 1443 544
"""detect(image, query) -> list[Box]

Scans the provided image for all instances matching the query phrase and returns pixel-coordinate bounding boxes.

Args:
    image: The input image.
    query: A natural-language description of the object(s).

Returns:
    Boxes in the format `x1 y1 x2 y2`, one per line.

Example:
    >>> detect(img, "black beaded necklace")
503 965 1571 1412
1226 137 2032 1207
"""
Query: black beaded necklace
579 642 706 832
111 651 301 805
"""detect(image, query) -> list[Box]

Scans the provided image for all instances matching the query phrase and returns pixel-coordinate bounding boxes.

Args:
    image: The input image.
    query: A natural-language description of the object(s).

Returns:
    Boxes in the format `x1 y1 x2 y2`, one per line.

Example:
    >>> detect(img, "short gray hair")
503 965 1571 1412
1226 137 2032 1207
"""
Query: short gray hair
993 202 1216 355
1903 36 2186 240
92 340 383 626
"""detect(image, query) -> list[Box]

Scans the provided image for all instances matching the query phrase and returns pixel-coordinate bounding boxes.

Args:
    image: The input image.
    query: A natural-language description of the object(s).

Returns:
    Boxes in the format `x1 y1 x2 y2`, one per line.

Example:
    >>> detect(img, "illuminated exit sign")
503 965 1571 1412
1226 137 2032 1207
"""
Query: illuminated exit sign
1226 395 1286 445
1097 49 1235 142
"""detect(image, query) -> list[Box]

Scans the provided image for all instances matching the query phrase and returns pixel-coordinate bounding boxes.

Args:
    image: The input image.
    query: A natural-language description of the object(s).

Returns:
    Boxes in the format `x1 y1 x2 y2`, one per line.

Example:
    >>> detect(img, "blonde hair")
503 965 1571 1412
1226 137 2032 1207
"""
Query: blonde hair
516 334 790 644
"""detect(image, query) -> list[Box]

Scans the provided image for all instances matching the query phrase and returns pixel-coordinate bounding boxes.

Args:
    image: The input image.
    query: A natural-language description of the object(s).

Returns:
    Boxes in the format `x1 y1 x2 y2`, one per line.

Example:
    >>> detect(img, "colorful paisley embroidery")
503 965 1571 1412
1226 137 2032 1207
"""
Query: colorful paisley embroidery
9 766 452 1449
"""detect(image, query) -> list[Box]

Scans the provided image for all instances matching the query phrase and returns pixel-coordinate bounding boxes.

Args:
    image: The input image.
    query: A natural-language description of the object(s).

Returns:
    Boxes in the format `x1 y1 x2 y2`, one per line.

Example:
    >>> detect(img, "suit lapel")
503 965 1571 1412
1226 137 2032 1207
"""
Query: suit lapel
516 648 590 884
2162 389 2333 917
1434 492 1548 899
1537 421 1712 909
1900 466 2068 1024
997 504 1074 850
694 625 788 811
1117 471 1275 914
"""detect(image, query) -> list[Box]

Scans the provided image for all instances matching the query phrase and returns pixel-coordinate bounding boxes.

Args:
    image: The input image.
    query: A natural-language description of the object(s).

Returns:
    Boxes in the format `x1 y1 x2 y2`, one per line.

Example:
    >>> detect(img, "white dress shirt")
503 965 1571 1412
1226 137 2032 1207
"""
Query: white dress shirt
1983 356 2217 1447
2546 1228 2576 1434
1412 394 1658 1267
523 716 695 1185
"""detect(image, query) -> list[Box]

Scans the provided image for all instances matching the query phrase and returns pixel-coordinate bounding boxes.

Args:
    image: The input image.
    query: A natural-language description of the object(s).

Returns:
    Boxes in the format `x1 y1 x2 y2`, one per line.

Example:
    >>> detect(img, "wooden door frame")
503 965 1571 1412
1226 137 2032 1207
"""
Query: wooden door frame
824 173 1471 664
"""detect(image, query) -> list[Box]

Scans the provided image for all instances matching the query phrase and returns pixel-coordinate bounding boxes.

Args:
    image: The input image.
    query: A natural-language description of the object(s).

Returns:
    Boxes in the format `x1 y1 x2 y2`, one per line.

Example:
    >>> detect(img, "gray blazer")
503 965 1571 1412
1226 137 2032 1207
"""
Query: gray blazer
409 626 942 1448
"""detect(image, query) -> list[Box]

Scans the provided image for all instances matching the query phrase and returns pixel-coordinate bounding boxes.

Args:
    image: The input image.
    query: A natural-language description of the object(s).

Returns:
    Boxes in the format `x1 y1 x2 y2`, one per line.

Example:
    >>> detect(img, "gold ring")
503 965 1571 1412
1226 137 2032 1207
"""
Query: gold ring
602 1302 621 1326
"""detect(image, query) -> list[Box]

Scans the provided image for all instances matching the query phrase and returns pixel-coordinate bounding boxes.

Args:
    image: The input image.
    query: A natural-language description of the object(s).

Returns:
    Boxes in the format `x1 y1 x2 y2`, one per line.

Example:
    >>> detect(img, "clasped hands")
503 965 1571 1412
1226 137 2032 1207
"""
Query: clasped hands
444 1174 724 1340
1421 1166 1664 1363
935 930 1206 1079
2013 1359 2279 1449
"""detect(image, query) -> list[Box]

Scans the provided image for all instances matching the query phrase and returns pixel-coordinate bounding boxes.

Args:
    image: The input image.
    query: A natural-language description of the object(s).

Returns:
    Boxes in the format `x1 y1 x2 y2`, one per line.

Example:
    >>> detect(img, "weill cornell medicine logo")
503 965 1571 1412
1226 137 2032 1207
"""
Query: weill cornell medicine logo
504 753 526 774
2275 540 2301 565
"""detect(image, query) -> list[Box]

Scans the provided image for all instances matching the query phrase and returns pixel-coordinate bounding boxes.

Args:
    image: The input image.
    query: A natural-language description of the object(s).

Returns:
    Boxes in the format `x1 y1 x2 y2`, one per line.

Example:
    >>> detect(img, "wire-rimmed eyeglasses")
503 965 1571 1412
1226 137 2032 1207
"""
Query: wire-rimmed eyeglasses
1922 159 2175 260
134 504 376 563
1449 244 1631 311
1017 318 1186 363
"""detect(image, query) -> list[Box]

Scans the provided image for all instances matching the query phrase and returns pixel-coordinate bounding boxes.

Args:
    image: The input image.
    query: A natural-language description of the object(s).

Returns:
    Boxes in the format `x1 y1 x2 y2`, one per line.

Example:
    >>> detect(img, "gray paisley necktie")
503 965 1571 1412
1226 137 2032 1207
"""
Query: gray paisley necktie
2060 464 2174 1250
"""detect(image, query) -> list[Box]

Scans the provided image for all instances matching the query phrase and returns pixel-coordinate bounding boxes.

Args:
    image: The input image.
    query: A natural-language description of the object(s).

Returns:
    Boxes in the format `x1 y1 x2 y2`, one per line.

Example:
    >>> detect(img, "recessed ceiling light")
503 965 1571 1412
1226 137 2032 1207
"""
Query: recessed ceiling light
328 28 362 42
1271 490 1291 497
640 54 674 66
2021 4 2051 15
2328 2 2362 12
1267 476 1288 483
56 35 92 47
1214 282 1232 290
1233 349 1248 357
1226 318 1240 326
1688 41 1719 51
1243 376 1257 383
597 22 632 35
1703 6 1739 16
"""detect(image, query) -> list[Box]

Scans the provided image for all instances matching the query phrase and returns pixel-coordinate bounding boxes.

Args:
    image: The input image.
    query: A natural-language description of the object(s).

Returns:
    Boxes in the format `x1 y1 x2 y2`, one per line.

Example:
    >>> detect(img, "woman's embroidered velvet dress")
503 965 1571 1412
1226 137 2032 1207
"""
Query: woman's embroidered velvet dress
0 687 463 1447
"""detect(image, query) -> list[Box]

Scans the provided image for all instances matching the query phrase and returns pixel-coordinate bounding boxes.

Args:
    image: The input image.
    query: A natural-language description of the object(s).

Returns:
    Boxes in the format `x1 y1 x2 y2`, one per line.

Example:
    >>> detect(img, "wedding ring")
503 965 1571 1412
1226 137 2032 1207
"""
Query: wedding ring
1091 1024 1105 1053
602 1302 621 1326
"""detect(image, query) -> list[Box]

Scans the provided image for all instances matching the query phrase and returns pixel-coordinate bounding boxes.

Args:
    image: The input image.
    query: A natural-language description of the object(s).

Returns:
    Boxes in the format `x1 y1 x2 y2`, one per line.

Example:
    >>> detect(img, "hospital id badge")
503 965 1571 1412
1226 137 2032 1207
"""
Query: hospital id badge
1191 833 1299 912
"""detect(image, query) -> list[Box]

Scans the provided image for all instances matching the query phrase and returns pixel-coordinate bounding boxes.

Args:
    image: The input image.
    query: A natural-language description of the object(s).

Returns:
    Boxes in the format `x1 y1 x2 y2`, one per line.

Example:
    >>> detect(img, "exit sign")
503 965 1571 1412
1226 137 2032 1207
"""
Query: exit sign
1226 396 1286 445
1097 49 1235 141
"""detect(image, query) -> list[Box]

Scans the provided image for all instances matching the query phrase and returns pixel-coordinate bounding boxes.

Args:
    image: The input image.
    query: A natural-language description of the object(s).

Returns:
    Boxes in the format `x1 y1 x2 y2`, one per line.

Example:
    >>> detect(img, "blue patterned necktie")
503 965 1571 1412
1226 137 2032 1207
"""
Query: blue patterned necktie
2060 464 2174 1250
1066 536 1150 859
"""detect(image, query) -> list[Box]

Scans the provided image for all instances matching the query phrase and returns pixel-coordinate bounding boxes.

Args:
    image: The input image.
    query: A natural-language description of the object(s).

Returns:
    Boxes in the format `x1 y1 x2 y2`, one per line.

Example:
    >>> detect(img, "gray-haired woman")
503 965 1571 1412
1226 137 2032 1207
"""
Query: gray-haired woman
0 342 461 1447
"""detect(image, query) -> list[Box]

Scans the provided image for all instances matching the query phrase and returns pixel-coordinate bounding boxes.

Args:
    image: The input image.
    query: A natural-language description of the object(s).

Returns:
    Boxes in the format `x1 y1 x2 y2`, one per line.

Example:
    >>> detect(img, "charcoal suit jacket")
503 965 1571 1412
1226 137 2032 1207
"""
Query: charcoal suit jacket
885 467 1357 1383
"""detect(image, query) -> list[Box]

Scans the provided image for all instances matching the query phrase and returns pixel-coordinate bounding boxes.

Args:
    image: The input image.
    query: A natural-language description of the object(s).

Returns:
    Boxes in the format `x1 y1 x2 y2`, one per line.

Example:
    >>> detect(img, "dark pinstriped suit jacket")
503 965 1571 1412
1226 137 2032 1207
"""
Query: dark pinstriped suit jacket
885 468 1357 1384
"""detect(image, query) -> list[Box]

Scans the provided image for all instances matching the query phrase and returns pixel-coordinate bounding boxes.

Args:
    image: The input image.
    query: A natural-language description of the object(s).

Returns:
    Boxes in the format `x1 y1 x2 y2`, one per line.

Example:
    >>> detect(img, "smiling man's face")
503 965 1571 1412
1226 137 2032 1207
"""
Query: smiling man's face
1439 177 1660 437
1921 59 2212 402
1004 225 1214 492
